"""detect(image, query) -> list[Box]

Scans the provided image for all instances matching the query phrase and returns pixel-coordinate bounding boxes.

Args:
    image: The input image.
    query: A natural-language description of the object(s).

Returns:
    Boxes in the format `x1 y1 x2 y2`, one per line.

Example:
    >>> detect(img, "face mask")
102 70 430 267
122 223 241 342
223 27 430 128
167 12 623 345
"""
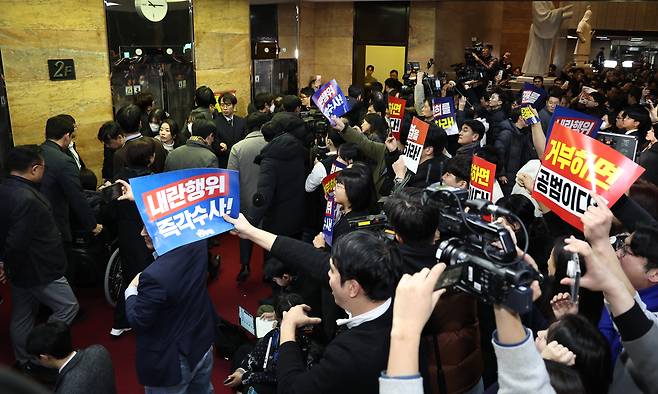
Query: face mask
187 123 193 134
270 103 276 112
150 123 160 132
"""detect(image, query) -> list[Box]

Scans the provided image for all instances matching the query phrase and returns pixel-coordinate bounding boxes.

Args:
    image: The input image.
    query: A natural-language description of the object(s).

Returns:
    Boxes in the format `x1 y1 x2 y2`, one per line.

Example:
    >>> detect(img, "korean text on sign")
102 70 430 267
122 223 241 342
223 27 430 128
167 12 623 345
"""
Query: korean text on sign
546 106 602 140
131 168 240 255
469 156 496 203
531 123 645 231
401 117 430 174
387 96 406 140
432 97 459 135
312 79 351 124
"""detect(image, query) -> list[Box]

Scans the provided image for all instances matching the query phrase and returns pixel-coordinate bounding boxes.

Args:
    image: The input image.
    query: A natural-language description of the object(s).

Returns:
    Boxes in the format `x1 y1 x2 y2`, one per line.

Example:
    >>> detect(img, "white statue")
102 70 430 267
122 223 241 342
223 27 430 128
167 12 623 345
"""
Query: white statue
574 6 594 65
522 1 573 76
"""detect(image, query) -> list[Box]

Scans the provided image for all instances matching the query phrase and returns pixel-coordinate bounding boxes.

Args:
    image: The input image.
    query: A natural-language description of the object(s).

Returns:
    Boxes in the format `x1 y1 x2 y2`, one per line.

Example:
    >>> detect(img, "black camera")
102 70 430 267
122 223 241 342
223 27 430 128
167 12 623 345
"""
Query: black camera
347 213 396 241
301 109 330 159
422 184 541 314
402 59 442 99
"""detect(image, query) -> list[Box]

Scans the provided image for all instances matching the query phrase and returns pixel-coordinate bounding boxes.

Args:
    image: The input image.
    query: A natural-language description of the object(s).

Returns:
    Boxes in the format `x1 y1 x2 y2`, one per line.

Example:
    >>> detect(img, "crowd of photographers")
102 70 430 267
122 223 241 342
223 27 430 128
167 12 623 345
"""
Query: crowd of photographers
2 41 658 394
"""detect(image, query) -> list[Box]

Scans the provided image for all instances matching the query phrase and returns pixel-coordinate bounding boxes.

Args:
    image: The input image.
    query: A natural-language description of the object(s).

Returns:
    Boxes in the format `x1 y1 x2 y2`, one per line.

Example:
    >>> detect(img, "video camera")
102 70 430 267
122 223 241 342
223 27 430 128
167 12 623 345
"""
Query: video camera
422 184 541 314
402 59 442 99
453 38 486 83
300 108 330 159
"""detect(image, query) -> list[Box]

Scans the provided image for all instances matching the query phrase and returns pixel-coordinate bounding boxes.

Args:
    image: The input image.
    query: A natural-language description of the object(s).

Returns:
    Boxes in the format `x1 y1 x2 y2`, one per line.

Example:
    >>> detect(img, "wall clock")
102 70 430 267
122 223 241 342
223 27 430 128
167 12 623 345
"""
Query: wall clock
135 0 168 22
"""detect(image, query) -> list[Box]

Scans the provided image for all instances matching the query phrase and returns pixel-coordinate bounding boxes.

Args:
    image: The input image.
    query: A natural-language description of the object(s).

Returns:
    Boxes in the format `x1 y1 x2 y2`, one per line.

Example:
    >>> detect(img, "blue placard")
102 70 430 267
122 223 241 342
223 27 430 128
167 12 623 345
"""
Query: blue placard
130 168 240 255
432 97 459 135
521 82 547 109
546 106 602 141
312 79 351 124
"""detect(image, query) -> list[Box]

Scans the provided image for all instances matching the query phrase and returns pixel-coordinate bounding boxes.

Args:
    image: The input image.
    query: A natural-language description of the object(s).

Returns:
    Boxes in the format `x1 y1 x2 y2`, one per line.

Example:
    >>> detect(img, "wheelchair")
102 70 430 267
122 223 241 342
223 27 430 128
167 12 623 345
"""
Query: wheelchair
68 231 124 307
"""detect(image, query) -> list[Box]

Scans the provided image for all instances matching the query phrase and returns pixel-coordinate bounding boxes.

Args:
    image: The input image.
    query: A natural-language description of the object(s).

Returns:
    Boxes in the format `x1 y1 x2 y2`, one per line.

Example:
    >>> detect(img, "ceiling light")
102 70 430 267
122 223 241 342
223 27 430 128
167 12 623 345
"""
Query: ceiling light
603 60 618 68
622 61 634 68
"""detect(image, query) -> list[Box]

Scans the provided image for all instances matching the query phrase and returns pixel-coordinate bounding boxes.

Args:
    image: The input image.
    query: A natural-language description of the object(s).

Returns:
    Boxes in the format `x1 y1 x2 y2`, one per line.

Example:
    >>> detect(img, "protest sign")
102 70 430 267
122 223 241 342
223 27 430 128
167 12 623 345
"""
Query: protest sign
401 117 429 174
321 160 347 246
432 97 459 135
131 168 240 255
546 106 602 140
521 82 547 125
387 96 406 140
469 156 496 202
532 123 645 231
521 105 540 125
312 79 351 125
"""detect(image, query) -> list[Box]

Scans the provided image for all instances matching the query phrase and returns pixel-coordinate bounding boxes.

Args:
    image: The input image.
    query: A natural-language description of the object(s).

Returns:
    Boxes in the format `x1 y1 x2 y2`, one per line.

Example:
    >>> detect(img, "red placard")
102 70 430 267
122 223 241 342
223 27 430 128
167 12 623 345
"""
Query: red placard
387 96 406 140
531 123 646 230
469 156 496 202
401 117 429 174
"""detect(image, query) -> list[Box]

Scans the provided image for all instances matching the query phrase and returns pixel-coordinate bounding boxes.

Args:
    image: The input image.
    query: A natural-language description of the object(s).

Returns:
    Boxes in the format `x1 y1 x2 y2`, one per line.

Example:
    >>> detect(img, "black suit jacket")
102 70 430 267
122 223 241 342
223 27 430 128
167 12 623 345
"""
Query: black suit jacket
213 114 247 168
40 140 96 242
55 345 116 394
0 176 67 287
125 240 218 386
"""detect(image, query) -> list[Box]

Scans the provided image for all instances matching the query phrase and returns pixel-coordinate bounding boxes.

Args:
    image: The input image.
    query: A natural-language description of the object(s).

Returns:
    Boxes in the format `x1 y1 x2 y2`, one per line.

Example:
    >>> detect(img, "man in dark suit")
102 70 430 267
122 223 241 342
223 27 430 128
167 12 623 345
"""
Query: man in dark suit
26 321 116 394
112 104 168 177
124 228 218 392
39 116 102 253
0 146 79 366
213 93 247 168
225 214 402 394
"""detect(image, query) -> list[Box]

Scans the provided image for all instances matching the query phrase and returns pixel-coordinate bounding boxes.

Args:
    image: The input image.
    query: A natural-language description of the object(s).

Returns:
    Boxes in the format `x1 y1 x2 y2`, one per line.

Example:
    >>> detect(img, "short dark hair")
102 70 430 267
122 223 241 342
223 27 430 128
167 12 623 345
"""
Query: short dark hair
327 129 345 148
547 87 564 100
5 145 43 174
335 163 374 212
629 180 658 221
264 257 296 280
444 156 471 183
424 124 447 154
195 86 216 107
126 138 156 167
116 104 142 133
384 78 402 91
390 69 398 75
366 64 374 71
254 92 274 111
510 107 523 123
371 81 384 93
274 293 304 320
348 85 363 99
191 119 216 139
463 119 485 139
337 142 359 163
282 95 302 112
630 225 658 270
97 121 122 143
135 92 155 112
383 187 439 247
533 76 544 83
26 321 72 359
79 168 98 191
45 115 74 140
148 108 168 124
220 93 238 106
331 230 402 301
623 106 651 132
363 113 388 139
246 111 270 132
188 108 213 122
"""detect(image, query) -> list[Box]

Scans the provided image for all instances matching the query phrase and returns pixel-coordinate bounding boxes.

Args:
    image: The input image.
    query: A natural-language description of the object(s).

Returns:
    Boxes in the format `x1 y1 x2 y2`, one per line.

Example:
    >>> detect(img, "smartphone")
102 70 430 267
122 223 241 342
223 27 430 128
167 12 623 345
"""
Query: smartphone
497 70 504 79
434 264 464 291
100 182 123 201
567 253 581 303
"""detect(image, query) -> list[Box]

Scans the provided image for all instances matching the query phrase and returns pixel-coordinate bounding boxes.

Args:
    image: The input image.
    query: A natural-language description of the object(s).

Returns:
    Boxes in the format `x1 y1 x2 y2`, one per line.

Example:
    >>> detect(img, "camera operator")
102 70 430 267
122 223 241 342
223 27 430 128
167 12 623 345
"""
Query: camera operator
383 188 483 394
223 214 402 394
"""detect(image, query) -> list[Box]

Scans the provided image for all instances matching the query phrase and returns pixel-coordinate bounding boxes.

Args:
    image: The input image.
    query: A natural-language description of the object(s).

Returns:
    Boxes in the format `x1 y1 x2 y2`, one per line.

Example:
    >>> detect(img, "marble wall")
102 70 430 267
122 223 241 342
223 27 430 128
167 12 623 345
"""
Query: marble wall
0 0 113 180
299 2 353 91
193 0 251 116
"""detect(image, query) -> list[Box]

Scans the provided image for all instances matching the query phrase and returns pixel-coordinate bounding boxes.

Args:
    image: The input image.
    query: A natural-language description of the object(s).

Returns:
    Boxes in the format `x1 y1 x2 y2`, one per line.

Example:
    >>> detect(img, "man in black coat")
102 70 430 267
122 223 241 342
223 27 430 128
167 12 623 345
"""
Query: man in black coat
214 93 247 168
40 115 102 246
224 214 402 394
26 321 116 394
249 107 308 238
0 146 79 366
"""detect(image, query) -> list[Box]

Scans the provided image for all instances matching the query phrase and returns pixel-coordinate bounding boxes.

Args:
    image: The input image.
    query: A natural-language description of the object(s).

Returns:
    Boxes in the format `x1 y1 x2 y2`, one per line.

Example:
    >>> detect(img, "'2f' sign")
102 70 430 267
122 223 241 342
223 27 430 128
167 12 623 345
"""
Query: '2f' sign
48 59 76 81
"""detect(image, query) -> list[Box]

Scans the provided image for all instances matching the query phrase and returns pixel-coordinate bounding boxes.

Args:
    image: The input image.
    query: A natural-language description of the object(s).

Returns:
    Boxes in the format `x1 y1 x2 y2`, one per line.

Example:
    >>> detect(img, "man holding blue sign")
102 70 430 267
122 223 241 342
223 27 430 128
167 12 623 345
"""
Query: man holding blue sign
312 79 352 125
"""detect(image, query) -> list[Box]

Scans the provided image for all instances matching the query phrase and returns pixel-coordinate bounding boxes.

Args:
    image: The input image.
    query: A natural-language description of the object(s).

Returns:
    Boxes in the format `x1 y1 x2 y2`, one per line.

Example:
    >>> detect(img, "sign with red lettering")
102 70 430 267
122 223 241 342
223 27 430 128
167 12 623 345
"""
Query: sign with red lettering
387 96 406 140
131 168 240 255
401 117 429 174
532 124 645 231
469 156 496 202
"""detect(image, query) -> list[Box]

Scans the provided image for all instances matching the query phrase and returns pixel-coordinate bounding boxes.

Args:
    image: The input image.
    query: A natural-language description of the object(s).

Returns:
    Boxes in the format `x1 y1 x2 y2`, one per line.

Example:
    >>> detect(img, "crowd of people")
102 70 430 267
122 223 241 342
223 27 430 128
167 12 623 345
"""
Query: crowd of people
1 41 658 394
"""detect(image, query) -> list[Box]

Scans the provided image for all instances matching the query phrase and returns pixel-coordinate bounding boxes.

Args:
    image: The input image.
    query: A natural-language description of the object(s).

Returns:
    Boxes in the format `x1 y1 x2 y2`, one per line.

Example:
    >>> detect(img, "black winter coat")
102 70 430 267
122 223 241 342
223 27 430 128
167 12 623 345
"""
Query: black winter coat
639 143 658 186
0 176 67 287
249 132 307 236
493 120 538 179
213 114 247 168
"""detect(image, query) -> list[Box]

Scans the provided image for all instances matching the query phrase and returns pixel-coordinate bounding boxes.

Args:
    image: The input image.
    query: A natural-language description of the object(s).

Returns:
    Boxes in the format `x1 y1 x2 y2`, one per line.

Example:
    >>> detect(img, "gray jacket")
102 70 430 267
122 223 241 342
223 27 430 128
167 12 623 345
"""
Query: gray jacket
164 137 218 171
228 131 267 212
56 345 116 394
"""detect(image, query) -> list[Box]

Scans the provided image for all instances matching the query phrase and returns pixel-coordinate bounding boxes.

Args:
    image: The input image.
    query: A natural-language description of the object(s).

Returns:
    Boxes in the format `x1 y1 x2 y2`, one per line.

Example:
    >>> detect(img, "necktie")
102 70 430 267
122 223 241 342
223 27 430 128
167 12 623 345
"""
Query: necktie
228 118 233 127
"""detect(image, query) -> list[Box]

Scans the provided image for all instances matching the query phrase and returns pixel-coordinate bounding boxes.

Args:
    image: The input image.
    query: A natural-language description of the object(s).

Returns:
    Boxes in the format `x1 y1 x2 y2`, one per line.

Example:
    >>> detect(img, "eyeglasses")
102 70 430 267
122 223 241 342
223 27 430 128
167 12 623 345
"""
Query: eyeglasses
220 103 233 108
618 243 636 258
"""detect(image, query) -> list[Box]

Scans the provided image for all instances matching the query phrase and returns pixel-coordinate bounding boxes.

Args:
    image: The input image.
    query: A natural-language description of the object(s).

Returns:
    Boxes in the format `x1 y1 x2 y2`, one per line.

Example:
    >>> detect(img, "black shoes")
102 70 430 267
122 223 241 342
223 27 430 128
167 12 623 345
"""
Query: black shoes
236 265 250 283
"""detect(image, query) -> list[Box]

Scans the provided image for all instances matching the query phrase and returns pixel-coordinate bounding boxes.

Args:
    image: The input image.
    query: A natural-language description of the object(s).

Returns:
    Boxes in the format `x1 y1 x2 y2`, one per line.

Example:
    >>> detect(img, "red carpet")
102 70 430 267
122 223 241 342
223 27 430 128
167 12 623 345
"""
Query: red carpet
0 234 269 393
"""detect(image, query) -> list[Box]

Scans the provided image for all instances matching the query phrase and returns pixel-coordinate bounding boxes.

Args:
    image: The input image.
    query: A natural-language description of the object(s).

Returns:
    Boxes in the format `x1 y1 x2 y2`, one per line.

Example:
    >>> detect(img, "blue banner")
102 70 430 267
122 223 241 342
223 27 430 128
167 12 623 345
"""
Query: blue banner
521 82 547 109
432 97 459 135
546 106 602 141
312 79 351 125
130 168 240 255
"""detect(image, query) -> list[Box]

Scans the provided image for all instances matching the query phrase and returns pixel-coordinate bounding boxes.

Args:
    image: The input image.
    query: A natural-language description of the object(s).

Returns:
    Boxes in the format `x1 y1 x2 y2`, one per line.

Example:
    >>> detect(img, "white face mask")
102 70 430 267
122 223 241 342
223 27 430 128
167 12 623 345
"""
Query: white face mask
187 123 193 134
150 123 160 132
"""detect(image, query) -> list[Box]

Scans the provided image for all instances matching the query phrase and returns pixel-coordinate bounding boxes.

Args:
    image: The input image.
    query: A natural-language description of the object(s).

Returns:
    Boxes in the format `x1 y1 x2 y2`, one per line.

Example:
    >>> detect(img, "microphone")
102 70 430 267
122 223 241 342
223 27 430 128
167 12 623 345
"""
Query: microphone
465 199 512 216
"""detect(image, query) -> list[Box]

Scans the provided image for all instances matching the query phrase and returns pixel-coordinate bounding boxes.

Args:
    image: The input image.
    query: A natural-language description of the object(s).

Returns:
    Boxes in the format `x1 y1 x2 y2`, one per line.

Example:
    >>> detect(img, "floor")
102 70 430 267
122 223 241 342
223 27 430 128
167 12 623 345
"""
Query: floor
0 234 269 394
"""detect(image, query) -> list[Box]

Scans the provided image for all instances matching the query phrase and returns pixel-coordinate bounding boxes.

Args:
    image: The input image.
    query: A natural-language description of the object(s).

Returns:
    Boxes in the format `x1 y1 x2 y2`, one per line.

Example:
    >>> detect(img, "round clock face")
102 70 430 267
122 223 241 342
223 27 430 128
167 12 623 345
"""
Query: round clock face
135 0 168 22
